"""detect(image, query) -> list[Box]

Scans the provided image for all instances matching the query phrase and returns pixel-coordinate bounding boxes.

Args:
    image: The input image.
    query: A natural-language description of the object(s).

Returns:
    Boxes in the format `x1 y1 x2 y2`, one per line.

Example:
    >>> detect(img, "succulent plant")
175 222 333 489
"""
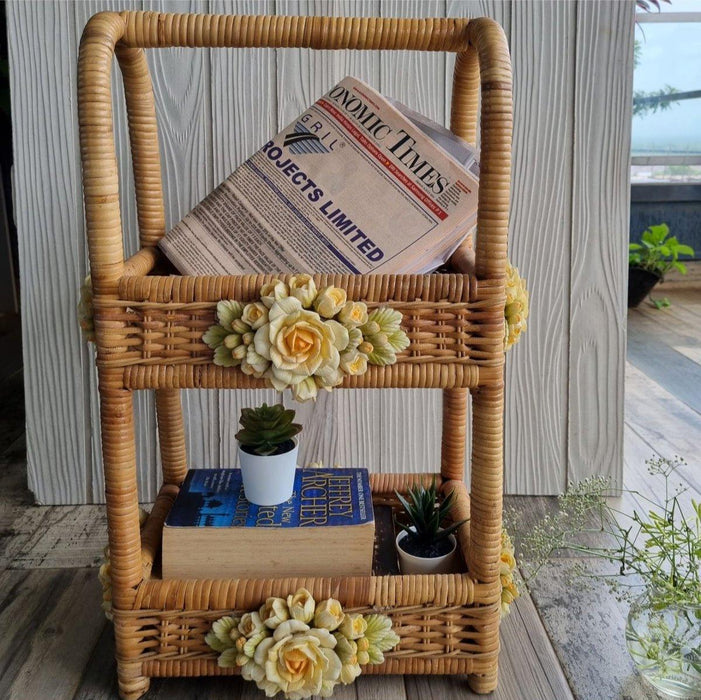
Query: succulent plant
395 477 468 549
235 403 302 456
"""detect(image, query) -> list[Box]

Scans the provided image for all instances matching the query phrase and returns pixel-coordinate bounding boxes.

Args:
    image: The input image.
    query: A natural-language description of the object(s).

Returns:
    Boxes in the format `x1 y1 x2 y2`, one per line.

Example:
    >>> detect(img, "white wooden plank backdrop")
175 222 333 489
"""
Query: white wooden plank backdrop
8 0 634 503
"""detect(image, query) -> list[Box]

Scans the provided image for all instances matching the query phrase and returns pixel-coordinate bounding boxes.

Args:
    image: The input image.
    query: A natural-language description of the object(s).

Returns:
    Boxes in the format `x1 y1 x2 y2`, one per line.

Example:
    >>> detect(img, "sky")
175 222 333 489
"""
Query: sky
632 0 701 154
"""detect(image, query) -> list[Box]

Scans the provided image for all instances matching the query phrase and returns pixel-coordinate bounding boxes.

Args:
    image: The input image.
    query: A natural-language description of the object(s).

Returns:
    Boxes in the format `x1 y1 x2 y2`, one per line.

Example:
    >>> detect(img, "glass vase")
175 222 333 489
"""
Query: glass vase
626 588 701 698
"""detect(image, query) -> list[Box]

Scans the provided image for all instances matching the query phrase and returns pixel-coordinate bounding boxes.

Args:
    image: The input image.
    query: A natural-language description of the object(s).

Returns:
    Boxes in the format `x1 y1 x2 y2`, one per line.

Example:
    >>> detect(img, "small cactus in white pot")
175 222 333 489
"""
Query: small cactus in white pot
394 478 468 574
236 403 302 506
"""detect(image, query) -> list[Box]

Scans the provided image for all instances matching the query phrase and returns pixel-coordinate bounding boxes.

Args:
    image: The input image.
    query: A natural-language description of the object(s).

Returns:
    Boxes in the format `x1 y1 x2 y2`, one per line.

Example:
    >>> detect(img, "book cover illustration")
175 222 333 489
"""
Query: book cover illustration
166 468 374 529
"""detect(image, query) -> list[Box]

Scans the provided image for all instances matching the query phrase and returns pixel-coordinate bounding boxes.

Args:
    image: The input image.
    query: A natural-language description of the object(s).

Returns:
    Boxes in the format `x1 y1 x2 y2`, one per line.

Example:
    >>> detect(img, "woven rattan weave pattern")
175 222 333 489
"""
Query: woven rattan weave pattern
78 9 512 700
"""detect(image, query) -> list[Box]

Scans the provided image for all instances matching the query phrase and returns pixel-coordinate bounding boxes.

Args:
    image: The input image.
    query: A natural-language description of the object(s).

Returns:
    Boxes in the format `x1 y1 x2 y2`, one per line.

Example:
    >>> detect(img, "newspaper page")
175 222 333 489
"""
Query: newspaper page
159 76 480 276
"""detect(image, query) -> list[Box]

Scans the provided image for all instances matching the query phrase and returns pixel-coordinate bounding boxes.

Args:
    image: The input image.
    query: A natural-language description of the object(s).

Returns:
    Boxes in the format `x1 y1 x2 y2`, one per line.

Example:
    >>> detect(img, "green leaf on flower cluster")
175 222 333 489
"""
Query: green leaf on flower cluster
205 616 239 653
203 325 229 349
217 300 244 331
360 306 409 365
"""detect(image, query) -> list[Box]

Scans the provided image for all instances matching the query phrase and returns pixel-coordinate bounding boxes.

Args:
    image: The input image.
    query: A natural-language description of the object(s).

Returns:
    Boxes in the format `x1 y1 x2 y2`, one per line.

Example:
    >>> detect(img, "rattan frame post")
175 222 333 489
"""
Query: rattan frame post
78 11 511 699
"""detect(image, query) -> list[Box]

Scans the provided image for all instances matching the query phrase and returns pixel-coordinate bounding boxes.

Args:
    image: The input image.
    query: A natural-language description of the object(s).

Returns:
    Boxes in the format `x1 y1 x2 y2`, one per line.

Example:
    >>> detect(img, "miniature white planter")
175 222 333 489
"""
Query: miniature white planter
238 439 299 506
395 528 457 575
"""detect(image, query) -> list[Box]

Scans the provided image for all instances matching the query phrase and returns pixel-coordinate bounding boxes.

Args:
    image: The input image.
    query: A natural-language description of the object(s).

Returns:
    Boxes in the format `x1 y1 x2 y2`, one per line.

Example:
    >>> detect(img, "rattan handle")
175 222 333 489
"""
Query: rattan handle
78 11 511 294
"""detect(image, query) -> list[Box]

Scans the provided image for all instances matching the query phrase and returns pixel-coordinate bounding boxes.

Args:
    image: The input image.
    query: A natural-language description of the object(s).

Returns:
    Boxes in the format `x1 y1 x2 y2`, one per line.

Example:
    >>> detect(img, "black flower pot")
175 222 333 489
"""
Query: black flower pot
628 266 662 308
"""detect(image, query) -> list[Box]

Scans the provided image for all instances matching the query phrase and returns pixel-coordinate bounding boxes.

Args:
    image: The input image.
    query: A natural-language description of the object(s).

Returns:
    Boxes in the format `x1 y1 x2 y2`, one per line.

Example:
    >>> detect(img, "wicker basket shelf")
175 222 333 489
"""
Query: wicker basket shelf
78 10 511 700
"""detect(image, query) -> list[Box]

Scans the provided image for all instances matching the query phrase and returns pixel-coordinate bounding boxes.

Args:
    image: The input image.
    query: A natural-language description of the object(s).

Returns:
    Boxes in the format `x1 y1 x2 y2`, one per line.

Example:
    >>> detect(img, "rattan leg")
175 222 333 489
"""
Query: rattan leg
468 382 503 581
441 388 469 482
468 382 504 692
468 665 499 694
155 388 187 485
115 655 150 700
98 370 146 697
98 370 143 604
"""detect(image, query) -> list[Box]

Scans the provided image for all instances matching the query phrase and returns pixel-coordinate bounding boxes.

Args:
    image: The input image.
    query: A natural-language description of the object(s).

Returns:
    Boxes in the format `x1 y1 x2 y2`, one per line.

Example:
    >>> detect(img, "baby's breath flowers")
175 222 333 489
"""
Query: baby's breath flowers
203 281 410 402
206 588 399 699
506 456 700 607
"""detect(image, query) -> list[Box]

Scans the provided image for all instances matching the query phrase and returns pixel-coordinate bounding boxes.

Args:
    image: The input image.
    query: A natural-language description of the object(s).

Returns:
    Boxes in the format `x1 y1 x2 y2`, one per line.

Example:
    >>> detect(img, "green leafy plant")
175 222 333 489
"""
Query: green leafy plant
395 477 468 553
235 403 302 456
629 223 695 279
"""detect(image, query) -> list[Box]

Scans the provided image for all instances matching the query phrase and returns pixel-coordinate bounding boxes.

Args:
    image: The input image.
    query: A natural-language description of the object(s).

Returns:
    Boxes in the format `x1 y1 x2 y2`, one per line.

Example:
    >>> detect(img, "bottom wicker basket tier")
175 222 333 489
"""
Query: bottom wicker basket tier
115 471 501 698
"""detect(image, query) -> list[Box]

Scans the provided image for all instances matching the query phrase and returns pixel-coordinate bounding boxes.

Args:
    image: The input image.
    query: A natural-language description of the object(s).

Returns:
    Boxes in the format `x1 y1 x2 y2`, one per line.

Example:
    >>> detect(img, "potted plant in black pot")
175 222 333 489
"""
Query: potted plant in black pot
394 478 468 574
628 223 695 308
236 402 302 505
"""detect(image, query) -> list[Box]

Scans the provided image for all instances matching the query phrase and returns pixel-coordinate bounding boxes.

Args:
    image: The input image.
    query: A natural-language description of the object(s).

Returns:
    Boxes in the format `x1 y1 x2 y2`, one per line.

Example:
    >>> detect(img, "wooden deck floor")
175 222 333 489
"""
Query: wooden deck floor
1 288 700 699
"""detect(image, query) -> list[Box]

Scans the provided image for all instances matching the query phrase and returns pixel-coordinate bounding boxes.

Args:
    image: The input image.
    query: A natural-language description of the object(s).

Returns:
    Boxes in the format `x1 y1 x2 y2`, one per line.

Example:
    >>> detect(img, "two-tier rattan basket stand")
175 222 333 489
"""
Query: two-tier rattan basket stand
78 10 512 699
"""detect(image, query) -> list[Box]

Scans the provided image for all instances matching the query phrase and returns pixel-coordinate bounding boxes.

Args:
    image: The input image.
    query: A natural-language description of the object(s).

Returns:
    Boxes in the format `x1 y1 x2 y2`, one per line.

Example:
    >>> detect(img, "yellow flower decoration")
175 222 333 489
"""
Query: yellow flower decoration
203 281 410 402
504 262 529 350
499 528 520 618
207 589 399 698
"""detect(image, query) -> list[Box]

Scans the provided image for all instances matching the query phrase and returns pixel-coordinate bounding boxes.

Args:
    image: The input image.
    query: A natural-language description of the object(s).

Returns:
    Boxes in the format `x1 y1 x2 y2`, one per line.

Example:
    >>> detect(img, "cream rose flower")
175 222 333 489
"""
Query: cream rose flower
231 318 250 335
260 280 289 308
337 301 368 327
313 286 347 318
347 326 363 350
232 343 247 361
288 274 317 308
338 613 367 640
254 297 341 389
242 302 269 330
340 660 362 684
504 262 529 349
292 376 318 402
287 588 315 623
263 627 341 698
315 365 344 392
241 346 269 378
260 597 290 629
340 350 368 376
223 333 243 350
313 598 345 631
333 634 357 663
239 611 265 638
499 550 516 576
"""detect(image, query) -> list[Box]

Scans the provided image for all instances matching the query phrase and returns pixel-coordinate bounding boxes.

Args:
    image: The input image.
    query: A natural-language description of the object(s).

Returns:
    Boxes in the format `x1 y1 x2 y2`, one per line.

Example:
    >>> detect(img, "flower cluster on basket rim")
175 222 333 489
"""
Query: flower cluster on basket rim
499 528 519 617
202 276 409 402
504 262 528 350
205 588 399 699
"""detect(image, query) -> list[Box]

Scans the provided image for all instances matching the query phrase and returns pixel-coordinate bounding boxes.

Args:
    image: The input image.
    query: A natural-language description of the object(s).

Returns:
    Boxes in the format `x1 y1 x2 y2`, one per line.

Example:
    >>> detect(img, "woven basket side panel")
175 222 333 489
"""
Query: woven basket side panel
95 274 504 378
116 604 499 672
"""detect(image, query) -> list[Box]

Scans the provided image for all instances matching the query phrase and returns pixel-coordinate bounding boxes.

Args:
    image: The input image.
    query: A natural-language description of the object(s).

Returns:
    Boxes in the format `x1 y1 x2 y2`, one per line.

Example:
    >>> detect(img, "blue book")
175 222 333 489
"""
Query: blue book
162 468 375 580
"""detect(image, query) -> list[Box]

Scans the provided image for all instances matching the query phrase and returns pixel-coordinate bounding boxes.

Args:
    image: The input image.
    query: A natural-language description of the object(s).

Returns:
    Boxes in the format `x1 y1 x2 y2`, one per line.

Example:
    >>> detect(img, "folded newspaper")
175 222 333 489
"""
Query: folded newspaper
159 76 480 276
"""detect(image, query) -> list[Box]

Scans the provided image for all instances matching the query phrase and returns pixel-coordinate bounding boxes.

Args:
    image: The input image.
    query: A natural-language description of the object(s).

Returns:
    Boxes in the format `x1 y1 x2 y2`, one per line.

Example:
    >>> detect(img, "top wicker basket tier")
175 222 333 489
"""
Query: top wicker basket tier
80 11 512 393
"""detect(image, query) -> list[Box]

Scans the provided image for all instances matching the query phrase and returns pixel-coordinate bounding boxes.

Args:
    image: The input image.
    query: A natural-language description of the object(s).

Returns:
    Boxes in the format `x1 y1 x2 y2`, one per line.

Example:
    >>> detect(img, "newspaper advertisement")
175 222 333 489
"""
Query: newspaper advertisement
159 76 480 276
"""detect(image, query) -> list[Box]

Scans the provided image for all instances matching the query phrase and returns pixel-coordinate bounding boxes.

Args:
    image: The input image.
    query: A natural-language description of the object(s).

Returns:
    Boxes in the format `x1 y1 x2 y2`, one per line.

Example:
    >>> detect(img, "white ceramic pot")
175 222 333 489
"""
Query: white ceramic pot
395 528 457 575
238 439 299 506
